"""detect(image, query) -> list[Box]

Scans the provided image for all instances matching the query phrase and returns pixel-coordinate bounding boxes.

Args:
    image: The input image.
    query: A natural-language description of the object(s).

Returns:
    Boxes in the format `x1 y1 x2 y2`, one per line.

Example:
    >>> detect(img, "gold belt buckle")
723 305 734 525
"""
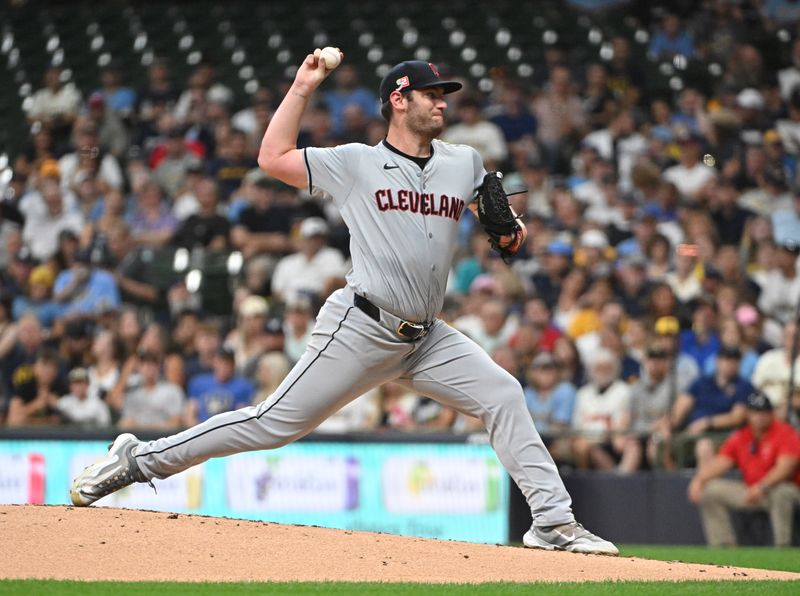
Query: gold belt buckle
397 320 426 339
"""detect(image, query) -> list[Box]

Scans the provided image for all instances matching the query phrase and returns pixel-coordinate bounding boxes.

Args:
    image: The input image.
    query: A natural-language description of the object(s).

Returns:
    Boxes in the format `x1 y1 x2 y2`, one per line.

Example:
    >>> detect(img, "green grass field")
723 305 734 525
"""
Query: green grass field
1 546 798 594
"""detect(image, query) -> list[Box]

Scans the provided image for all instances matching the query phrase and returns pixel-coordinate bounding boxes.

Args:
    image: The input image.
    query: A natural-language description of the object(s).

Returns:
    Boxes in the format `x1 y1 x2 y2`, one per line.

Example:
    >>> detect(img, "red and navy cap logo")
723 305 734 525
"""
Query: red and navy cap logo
395 75 410 92
428 63 440 77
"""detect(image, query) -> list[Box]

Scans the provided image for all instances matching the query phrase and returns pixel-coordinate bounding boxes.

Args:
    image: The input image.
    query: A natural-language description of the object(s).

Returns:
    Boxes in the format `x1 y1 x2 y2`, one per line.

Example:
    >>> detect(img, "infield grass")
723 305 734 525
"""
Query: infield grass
619 545 800 573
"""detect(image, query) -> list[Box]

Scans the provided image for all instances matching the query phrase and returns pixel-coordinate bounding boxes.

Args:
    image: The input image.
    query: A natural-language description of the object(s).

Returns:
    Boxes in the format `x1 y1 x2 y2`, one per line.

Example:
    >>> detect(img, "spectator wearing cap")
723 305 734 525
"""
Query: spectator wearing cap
271 217 345 301
663 132 715 201
204 129 258 202
708 177 754 247
58 123 125 192
531 240 573 309
571 348 637 473
2 244 36 302
184 346 254 425
6 347 67 427
629 342 678 469
118 350 185 429
688 390 800 547
670 345 753 468
615 253 651 317
652 316 700 392
126 179 178 248
441 95 508 169
85 93 130 159
735 88 770 148
230 176 294 260
283 294 316 366
752 321 800 420
604 192 640 247
52 248 120 317
576 229 611 280
170 178 230 250
524 351 577 436
22 177 84 261
55 367 111 427
757 238 800 346
12 264 62 328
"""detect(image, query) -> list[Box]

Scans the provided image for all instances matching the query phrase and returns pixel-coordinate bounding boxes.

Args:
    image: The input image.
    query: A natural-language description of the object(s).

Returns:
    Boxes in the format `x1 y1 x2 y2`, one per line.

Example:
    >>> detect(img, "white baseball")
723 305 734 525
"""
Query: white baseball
319 47 341 70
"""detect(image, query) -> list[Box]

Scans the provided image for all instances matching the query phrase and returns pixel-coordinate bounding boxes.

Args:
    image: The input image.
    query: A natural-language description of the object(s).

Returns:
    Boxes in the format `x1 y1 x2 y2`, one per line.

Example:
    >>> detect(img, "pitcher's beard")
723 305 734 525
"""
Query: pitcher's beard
406 112 444 140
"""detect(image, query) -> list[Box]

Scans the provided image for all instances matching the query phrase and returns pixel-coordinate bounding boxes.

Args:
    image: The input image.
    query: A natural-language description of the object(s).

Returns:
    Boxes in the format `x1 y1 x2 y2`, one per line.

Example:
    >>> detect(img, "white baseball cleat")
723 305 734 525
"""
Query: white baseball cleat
70 433 148 506
523 521 619 555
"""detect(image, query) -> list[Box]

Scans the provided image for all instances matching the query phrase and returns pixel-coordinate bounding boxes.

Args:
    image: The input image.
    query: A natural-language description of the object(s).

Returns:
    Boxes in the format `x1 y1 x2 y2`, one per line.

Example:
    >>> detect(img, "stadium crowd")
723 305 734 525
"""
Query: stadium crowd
2 2 800 482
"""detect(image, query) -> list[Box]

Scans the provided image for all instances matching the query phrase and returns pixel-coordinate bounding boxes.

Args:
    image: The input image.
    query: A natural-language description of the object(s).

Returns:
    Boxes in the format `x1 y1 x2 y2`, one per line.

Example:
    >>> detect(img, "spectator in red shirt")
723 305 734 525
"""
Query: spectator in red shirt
688 390 800 546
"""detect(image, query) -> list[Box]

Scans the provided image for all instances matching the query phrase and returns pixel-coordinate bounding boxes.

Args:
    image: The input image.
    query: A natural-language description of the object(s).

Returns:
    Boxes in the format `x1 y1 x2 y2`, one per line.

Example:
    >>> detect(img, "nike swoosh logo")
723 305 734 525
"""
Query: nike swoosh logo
383 164 399 170
553 529 576 542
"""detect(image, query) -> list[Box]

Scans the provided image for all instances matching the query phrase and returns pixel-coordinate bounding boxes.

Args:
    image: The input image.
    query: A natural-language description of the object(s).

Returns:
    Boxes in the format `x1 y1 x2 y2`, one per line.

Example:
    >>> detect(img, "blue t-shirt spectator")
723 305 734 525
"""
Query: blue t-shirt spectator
524 381 576 434
680 329 720 371
12 296 63 329
53 269 120 316
322 88 378 136
187 373 254 422
684 375 753 426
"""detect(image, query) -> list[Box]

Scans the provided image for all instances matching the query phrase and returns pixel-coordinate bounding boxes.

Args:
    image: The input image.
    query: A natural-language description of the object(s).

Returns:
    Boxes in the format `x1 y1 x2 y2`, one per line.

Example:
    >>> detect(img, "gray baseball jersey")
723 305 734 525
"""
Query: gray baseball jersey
305 139 483 322
131 138 576 529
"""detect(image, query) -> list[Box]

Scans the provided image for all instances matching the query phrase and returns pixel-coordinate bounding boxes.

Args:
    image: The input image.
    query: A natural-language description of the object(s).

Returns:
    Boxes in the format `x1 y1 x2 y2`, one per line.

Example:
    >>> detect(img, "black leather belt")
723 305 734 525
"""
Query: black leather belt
354 293 430 340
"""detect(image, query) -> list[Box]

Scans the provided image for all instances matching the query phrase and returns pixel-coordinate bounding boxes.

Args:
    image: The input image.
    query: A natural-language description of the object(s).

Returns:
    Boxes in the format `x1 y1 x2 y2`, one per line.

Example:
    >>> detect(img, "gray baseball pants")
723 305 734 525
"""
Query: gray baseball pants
133 286 575 526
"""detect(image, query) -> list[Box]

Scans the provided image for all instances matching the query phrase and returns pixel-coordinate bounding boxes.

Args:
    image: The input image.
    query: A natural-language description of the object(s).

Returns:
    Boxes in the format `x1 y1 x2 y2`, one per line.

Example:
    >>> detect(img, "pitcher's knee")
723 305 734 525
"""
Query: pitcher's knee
487 374 526 411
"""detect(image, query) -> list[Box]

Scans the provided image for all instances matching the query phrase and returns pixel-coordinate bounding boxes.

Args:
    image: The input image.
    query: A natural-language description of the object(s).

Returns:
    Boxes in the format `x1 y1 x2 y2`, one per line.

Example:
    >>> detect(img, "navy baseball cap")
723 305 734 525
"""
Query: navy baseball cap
746 390 773 412
379 61 462 103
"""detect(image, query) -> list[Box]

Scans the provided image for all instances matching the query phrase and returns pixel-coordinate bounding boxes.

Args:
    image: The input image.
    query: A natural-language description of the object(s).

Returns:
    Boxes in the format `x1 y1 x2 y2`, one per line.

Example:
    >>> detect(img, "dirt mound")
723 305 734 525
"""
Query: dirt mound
1 505 797 583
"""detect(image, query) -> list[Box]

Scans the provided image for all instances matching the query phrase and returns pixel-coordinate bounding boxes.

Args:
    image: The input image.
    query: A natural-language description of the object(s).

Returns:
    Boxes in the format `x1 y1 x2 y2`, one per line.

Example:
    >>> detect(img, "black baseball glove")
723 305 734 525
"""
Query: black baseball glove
475 172 524 262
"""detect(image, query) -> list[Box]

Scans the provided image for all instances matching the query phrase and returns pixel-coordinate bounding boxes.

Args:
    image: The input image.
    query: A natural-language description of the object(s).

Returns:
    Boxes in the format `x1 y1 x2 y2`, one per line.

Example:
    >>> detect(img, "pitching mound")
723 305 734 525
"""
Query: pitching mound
1 505 797 583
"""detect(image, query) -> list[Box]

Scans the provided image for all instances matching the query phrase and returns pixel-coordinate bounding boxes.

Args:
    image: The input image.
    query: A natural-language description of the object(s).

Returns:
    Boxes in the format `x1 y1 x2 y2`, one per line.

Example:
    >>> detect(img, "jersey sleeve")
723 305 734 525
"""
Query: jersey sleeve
470 147 486 201
304 144 364 206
